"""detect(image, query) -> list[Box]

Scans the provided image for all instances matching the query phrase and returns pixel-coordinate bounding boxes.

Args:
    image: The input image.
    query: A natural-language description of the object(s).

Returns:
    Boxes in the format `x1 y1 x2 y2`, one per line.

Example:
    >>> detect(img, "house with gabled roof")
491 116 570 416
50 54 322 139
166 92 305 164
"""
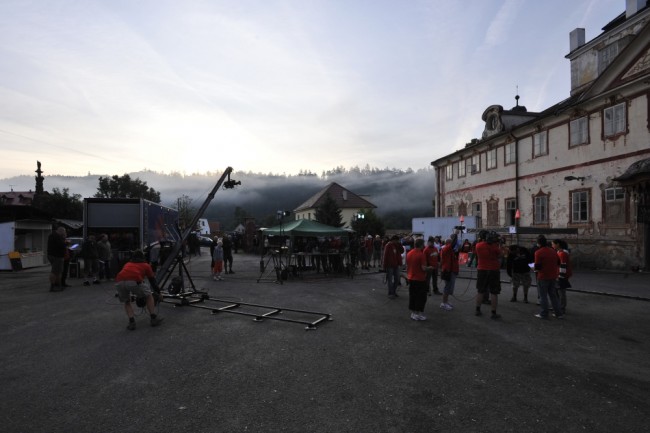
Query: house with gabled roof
293 182 377 229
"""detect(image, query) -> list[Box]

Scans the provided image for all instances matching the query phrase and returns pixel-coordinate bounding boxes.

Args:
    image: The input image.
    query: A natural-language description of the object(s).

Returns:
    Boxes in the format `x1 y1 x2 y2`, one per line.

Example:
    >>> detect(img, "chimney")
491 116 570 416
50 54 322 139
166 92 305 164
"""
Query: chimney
626 0 645 18
570 28 585 51
342 190 348 201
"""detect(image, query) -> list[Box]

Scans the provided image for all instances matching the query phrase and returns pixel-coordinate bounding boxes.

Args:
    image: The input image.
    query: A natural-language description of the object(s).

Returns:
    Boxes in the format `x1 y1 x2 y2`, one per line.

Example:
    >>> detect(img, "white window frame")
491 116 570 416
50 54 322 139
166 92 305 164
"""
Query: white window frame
605 187 626 224
534 195 548 224
604 103 626 137
533 131 548 157
470 154 481 174
445 164 453 181
458 159 466 177
571 190 590 223
486 149 497 170
570 116 589 147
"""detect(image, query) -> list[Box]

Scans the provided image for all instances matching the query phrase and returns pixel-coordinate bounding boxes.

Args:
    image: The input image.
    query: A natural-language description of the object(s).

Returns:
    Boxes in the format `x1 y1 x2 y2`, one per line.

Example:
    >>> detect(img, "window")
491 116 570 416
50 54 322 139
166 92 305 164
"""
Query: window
458 202 467 218
604 103 626 137
605 187 626 224
472 202 482 228
570 116 589 147
505 199 516 226
533 193 548 224
458 159 466 177
504 142 516 165
446 206 454 217
599 43 619 74
571 190 590 223
533 131 547 157
486 199 498 227
445 164 453 180
486 149 497 170
470 154 481 174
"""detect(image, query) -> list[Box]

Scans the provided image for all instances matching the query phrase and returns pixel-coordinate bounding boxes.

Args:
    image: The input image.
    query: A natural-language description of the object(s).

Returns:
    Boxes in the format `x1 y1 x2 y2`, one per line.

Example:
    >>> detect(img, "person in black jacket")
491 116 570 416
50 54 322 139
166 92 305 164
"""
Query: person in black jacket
47 227 67 292
506 245 532 303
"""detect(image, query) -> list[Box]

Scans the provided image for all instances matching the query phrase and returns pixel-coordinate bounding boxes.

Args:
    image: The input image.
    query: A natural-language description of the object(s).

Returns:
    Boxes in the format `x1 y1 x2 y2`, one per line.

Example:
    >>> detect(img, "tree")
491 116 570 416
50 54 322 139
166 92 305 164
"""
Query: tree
174 194 195 231
315 193 344 227
351 208 385 237
94 174 161 203
33 187 83 220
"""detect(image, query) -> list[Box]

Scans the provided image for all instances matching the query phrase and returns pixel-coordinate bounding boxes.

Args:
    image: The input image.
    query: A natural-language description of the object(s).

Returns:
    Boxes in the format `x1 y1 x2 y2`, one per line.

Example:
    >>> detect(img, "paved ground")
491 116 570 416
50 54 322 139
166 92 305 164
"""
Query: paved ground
1 250 649 433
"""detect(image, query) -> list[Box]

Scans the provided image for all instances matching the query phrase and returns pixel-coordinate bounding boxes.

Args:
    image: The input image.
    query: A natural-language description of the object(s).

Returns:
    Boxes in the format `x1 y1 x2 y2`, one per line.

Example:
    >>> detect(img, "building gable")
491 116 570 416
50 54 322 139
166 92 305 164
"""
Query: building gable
294 182 376 212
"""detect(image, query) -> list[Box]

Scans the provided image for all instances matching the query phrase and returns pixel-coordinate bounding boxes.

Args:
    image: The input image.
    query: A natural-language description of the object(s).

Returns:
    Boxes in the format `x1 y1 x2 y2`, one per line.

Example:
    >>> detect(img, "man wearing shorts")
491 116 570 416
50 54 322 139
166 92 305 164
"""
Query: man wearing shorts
474 231 503 319
115 250 163 330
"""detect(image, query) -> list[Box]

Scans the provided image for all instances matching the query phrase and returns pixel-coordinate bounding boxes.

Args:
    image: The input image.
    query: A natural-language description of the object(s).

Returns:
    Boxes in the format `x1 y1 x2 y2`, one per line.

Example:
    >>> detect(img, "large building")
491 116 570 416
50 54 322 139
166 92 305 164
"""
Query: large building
431 1 650 270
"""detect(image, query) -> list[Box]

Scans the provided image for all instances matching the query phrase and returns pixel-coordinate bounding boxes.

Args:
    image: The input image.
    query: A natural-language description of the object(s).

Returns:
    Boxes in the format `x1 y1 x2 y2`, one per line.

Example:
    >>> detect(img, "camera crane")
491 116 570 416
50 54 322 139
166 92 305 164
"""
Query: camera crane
156 166 240 293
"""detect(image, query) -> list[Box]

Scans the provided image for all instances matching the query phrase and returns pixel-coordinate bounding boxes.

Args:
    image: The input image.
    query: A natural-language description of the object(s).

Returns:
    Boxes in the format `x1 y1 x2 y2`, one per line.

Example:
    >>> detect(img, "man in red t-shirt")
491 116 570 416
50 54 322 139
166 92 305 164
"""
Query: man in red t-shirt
406 238 433 321
534 236 564 319
474 231 503 319
382 236 404 299
115 250 163 330
552 239 572 314
423 237 440 295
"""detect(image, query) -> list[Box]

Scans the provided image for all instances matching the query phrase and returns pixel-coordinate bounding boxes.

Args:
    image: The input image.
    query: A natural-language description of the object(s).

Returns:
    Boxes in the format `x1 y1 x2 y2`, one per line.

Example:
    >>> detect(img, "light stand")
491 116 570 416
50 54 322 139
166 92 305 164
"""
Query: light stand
257 210 291 284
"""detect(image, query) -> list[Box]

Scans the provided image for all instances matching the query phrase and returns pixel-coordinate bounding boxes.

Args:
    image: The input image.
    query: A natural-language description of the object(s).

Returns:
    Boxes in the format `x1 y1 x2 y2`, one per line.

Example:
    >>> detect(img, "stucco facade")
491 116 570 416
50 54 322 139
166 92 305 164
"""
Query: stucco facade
431 2 650 270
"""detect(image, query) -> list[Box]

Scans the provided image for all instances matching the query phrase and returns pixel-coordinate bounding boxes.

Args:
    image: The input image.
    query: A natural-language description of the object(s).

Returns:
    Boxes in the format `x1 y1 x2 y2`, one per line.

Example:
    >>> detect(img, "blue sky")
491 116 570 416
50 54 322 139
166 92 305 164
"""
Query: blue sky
0 0 623 179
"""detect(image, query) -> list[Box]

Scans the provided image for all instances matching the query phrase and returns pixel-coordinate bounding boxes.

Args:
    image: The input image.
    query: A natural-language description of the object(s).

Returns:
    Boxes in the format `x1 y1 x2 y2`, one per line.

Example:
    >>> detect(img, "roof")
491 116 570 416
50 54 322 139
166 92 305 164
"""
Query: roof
0 191 37 206
262 219 350 237
294 182 376 212
613 157 650 183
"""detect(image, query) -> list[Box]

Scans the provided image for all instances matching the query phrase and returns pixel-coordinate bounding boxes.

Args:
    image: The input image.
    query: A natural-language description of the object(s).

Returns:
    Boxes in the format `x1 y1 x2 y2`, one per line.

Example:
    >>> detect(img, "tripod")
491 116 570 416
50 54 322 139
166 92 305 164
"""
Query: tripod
257 249 284 284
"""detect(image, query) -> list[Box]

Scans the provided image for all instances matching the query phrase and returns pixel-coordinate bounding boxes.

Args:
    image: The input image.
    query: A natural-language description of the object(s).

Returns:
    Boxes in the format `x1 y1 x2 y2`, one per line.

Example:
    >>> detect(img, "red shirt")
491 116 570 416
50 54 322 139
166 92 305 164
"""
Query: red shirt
116 261 154 283
423 245 439 268
406 248 427 282
475 241 501 271
440 244 459 273
382 241 404 268
557 249 572 279
534 246 559 280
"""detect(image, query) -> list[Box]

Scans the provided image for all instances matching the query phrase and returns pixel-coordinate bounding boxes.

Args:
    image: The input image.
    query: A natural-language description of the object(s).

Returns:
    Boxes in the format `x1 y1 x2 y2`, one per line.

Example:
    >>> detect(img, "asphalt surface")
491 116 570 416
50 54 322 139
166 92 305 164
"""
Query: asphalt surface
1 250 649 433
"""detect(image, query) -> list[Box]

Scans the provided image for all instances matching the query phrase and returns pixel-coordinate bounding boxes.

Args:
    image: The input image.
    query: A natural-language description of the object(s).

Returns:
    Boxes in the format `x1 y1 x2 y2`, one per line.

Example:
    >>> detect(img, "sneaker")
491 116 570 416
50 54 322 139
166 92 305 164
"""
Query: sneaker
388 294 396 299
534 313 548 319
552 313 565 319
490 313 501 320
446 302 454 309
218 276 223 280
229 270 235 274
213 276 217 281
83 281 90 286
150 317 164 327
127 322 136 331
92 280 100 285
416 314 427 321
440 303 452 311
410 313 420 321
510 297 517 302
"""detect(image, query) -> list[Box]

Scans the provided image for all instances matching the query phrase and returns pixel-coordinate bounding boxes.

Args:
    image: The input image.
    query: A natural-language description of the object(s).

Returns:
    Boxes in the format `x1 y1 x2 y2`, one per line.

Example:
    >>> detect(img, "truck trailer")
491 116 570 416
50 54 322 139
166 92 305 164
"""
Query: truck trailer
411 216 478 242
83 198 179 253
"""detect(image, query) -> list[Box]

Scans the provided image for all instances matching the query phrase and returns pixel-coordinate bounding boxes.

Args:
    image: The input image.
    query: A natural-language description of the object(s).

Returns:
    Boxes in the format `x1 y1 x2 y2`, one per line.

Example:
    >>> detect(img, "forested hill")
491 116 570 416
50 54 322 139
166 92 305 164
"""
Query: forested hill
1 166 436 229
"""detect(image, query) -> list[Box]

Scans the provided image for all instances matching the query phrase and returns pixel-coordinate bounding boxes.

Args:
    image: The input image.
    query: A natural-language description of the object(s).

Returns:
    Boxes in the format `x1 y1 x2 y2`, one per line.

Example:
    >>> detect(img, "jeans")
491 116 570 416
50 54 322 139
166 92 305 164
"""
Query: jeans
386 266 400 296
537 279 563 317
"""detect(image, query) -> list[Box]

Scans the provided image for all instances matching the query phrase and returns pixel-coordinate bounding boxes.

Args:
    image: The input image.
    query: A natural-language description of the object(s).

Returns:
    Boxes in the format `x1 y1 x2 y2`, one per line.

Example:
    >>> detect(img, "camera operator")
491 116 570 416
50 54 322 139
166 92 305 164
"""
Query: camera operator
474 230 503 319
115 250 163 331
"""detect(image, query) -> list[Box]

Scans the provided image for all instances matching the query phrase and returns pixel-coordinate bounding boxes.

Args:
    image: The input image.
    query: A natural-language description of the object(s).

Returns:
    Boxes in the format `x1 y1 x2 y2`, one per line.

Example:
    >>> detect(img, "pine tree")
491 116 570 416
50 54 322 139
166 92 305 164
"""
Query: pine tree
315 193 344 227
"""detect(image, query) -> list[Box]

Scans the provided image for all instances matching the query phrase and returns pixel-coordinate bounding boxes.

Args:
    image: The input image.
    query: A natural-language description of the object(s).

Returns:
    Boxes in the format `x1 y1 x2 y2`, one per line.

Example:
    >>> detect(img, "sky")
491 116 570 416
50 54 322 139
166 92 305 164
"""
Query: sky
0 0 625 180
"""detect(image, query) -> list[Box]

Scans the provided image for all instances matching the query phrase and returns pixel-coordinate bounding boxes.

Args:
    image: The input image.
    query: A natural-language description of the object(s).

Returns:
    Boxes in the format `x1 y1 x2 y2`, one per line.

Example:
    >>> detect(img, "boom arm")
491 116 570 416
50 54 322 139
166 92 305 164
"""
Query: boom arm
156 167 235 286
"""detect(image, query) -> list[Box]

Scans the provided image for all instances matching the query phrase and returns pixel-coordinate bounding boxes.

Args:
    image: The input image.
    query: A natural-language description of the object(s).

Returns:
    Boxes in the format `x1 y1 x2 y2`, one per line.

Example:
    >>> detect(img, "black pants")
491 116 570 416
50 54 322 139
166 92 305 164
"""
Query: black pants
408 280 428 312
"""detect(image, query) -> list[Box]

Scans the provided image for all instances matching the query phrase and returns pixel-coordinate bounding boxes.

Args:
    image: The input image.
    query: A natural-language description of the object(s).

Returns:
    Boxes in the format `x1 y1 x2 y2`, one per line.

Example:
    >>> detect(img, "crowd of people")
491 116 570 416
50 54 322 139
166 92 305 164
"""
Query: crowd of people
45 224 573 329
398 229 572 322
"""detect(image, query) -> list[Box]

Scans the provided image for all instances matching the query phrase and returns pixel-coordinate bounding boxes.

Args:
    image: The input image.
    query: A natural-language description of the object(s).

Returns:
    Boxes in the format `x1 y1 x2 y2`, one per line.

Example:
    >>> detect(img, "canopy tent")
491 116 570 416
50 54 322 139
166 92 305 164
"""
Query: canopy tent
262 219 349 238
